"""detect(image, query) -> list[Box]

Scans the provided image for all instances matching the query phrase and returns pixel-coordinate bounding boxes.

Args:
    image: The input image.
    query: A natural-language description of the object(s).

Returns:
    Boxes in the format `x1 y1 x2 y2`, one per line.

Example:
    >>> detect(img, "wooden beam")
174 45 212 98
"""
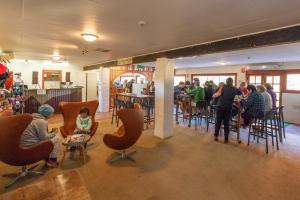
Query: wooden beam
84 25 300 71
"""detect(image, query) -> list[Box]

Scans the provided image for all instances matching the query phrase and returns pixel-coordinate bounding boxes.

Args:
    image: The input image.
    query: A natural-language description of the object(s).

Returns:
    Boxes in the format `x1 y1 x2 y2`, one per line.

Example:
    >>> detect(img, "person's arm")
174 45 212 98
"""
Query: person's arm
213 86 223 98
35 120 55 140
86 117 92 130
76 115 83 130
243 94 254 109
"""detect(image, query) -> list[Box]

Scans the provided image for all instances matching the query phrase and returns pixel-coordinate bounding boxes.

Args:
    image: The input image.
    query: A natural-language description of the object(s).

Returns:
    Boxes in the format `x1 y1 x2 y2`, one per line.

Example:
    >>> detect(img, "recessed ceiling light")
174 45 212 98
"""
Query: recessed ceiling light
217 61 230 65
138 21 147 27
52 55 61 61
81 33 99 42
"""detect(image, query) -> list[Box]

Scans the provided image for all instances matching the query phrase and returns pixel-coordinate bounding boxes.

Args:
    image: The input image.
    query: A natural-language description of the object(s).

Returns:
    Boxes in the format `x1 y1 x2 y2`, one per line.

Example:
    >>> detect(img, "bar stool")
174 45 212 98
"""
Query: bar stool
247 109 279 154
191 100 207 130
141 98 155 129
111 98 125 127
206 105 217 132
279 106 286 139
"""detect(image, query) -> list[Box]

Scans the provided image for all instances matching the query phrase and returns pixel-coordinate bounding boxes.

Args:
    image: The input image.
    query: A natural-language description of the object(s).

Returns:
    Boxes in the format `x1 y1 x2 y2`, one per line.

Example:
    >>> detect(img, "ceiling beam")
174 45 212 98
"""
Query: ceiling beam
84 25 300 71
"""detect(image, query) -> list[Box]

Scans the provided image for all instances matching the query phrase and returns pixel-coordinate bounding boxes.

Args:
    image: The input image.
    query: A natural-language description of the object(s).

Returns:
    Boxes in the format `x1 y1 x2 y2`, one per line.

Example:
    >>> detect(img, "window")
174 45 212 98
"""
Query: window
249 75 262 86
174 75 186 86
266 75 281 107
192 74 236 86
286 74 300 91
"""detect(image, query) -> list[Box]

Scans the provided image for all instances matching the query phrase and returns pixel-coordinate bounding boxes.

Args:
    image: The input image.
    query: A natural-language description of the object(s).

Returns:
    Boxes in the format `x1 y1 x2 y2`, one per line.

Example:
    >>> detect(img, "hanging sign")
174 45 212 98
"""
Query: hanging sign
117 57 133 66
37 89 46 95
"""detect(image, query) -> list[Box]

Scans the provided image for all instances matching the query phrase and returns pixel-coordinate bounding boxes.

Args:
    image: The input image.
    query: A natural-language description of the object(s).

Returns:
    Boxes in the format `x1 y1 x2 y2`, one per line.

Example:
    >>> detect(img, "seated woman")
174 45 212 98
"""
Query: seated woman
21 104 60 168
75 107 92 134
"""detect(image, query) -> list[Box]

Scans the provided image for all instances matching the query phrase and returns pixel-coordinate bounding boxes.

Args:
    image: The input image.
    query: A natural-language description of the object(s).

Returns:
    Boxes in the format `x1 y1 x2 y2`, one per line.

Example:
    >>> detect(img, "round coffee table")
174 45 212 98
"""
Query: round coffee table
62 134 91 164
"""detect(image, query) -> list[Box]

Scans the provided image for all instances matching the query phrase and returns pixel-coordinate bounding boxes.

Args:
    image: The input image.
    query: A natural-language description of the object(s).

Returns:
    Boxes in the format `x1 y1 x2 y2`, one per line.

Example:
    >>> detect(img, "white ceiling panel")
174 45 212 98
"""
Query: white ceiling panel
0 0 300 67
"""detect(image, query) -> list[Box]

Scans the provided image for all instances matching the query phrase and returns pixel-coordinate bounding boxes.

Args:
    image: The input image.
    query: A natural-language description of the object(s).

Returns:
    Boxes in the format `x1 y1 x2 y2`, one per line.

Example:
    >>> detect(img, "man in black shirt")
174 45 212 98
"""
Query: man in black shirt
213 77 239 143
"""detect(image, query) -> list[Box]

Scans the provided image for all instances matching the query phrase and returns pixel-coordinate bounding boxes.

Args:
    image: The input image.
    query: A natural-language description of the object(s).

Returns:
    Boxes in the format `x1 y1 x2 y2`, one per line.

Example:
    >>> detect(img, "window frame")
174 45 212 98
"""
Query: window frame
283 71 300 93
191 73 237 86
247 69 300 94
174 74 186 86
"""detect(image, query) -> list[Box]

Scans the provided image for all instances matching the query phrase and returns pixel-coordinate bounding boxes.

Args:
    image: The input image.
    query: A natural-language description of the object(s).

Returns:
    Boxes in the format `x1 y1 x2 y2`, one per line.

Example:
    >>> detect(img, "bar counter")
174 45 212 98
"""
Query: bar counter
24 87 83 113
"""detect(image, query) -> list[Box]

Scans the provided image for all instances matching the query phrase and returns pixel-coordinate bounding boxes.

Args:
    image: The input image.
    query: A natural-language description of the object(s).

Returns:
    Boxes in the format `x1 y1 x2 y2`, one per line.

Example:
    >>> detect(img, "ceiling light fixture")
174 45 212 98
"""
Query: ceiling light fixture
81 33 99 42
218 61 229 65
52 55 61 61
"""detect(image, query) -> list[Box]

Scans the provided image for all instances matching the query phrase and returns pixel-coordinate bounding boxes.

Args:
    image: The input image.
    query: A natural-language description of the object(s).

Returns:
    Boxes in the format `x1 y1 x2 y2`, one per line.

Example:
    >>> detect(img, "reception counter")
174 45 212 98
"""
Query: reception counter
24 87 83 113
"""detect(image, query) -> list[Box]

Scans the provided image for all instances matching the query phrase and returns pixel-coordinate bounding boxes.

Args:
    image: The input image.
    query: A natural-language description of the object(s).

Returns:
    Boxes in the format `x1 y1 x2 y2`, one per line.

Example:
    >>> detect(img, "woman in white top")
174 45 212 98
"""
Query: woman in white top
256 85 273 114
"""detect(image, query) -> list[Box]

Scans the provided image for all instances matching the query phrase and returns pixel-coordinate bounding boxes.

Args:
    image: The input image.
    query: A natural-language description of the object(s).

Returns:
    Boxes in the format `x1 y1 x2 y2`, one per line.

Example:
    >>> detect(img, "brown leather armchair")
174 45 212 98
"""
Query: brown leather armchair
0 114 54 188
59 100 99 138
103 105 144 163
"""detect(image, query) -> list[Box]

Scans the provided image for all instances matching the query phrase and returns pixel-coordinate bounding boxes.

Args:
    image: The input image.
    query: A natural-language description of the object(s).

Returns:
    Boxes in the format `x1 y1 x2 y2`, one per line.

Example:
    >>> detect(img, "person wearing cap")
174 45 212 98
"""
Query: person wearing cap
21 104 60 167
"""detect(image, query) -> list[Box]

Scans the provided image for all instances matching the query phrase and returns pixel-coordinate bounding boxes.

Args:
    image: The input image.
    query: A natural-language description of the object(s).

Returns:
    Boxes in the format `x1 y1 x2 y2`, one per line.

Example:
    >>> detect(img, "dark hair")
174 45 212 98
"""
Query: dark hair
247 85 256 92
185 81 191 85
264 83 272 90
226 77 234 86
80 107 90 115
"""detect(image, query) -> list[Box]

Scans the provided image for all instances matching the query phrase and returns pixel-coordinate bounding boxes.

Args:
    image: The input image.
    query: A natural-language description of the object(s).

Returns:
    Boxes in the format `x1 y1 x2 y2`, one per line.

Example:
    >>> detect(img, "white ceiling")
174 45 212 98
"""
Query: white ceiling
1 0 300 67
175 42 300 68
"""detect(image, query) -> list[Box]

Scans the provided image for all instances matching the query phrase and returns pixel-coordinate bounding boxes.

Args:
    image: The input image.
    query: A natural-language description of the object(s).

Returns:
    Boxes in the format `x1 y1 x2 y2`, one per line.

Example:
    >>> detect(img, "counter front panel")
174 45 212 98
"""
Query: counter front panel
24 88 83 113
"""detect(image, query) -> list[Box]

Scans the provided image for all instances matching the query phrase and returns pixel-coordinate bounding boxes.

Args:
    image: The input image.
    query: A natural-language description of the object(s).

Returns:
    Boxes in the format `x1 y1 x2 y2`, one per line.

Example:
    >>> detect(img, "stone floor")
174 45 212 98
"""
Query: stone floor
1 112 300 200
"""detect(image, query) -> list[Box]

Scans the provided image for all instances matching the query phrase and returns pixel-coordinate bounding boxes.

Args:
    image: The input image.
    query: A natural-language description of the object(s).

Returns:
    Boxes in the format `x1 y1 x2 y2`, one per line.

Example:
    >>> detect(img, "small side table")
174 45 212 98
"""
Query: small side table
62 134 91 164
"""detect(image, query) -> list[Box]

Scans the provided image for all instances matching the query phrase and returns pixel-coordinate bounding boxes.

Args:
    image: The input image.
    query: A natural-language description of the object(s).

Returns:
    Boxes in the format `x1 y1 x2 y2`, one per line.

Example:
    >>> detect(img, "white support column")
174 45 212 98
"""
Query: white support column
154 58 174 139
98 67 110 112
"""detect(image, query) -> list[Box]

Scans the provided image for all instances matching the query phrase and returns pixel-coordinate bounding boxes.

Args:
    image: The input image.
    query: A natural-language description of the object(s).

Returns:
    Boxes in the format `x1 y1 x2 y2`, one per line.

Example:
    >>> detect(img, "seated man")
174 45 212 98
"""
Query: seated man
174 81 187 113
241 85 265 126
21 104 60 167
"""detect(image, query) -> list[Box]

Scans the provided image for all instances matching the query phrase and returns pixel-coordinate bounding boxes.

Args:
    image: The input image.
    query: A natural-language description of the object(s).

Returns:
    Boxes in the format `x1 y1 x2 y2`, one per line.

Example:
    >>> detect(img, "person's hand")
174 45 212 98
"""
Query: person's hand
51 128 58 134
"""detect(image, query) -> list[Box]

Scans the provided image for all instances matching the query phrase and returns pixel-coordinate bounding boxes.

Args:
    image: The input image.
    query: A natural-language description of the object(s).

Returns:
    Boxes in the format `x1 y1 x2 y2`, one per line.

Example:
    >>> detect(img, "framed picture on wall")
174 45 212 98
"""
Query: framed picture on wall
42 70 62 89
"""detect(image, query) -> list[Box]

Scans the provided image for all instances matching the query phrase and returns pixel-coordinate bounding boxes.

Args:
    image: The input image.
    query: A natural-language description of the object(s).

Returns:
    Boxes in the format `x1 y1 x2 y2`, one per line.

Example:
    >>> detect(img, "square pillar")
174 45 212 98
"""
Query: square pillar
154 58 174 139
98 67 110 112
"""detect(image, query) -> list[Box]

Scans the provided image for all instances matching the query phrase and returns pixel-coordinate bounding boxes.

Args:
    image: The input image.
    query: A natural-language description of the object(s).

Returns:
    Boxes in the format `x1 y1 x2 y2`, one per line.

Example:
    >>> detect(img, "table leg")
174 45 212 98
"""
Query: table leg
62 146 68 163
237 109 242 144
81 145 86 164
176 101 179 124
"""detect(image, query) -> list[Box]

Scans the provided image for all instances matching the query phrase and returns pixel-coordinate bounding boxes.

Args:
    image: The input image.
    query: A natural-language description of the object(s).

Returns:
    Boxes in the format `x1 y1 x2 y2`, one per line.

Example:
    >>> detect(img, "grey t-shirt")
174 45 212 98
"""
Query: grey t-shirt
20 113 55 147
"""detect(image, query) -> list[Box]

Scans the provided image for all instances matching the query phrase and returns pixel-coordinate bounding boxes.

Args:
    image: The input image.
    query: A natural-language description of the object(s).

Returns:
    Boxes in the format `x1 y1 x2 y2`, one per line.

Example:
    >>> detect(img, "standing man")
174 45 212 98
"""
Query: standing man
21 104 60 167
213 77 239 143
186 78 205 107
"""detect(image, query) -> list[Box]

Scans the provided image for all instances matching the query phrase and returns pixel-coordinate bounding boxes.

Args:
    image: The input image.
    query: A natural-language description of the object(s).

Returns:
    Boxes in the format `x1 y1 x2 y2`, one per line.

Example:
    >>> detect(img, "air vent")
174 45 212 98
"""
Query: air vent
94 48 111 53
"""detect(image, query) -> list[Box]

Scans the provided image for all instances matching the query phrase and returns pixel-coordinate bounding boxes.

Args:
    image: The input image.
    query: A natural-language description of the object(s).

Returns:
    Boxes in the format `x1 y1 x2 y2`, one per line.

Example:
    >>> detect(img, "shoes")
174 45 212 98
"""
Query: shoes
214 136 218 141
46 160 59 168
224 137 229 143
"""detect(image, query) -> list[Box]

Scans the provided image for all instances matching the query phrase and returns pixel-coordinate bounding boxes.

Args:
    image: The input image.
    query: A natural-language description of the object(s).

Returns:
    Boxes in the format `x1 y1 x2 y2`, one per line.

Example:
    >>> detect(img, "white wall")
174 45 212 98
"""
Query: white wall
7 61 86 101
282 93 300 124
86 72 98 101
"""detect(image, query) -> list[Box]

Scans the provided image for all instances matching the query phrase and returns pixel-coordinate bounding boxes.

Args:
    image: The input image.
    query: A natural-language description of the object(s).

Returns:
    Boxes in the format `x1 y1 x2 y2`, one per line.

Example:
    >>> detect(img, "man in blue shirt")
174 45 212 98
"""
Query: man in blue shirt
241 85 265 126
213 77 239 143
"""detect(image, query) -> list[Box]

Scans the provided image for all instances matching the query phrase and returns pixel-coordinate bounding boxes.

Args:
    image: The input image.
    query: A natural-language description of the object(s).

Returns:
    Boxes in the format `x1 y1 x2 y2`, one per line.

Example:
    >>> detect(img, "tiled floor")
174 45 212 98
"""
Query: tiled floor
0 170 91 200
1 112 300 200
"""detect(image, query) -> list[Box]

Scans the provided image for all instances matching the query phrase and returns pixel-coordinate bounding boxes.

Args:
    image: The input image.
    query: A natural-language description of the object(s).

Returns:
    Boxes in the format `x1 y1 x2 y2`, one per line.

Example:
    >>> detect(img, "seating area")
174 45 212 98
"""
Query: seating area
2 1 300 199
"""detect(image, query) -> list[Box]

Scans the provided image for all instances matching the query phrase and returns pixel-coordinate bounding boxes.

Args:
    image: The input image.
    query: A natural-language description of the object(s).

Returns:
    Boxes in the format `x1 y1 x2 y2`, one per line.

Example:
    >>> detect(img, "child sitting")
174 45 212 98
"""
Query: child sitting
75 107 92 134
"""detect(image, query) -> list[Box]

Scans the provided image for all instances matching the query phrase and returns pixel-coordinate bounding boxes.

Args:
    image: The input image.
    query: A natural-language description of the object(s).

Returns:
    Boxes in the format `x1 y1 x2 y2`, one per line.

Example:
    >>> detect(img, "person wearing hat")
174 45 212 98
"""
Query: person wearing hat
21 104 60 167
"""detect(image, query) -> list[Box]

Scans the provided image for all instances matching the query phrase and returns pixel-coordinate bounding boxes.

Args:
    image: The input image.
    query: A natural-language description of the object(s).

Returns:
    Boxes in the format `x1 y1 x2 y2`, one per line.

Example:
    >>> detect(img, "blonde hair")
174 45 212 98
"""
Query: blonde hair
256 85 266 93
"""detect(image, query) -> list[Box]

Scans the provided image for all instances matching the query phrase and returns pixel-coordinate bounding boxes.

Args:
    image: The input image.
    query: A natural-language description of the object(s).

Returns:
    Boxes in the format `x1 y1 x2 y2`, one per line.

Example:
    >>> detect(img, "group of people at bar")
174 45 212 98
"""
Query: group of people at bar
174 77 277 143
